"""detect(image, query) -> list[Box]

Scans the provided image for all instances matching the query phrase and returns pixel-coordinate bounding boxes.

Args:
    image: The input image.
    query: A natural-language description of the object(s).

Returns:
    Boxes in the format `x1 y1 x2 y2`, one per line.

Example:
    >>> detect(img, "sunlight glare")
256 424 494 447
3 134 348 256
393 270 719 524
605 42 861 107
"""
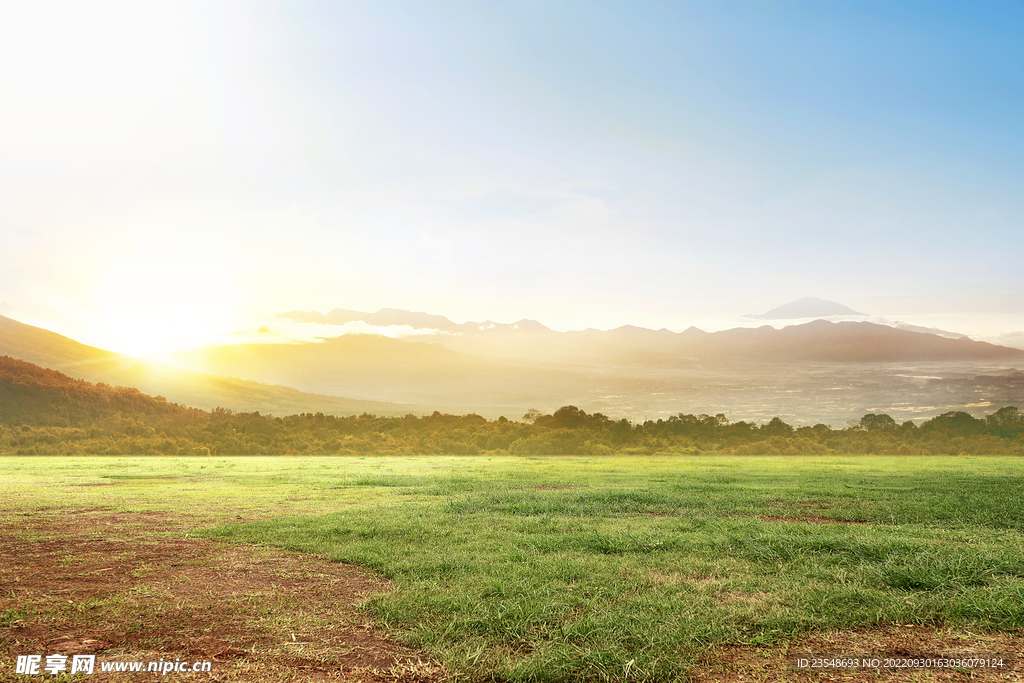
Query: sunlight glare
88 242 246 359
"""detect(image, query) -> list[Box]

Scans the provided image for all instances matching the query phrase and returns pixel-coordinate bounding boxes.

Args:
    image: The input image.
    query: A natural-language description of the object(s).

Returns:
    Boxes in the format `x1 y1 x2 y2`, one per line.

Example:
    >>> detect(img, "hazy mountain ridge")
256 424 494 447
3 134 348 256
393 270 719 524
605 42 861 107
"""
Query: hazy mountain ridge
276 307 1024 364
172 333 597 408
185 308 1024 424
890 321 968 340
0 314 413 417
277 308 555 336
6 308 1024 426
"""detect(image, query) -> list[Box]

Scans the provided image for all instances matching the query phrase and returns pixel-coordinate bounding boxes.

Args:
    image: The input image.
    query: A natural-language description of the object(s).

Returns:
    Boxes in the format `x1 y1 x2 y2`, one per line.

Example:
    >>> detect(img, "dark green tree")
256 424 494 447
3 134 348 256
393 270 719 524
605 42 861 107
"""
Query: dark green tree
860 413 897 431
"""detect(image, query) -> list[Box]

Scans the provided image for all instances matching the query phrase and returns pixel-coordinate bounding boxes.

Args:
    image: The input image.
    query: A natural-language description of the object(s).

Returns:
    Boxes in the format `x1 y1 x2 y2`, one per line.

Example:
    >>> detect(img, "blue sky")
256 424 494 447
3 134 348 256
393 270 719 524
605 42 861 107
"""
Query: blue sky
1 1 1022 355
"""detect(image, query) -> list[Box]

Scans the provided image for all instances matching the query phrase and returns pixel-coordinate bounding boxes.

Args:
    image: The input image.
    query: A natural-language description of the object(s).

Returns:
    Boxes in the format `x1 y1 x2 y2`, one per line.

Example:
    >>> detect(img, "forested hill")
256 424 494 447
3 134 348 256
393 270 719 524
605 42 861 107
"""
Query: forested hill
1 355 1022 455
0 355 197 426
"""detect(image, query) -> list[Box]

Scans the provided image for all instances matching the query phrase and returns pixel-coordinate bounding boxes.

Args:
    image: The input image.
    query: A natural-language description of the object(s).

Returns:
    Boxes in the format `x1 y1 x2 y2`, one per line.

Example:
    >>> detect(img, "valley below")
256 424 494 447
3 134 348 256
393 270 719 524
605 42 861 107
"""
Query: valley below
574 361 1024 426
4 304 1023 427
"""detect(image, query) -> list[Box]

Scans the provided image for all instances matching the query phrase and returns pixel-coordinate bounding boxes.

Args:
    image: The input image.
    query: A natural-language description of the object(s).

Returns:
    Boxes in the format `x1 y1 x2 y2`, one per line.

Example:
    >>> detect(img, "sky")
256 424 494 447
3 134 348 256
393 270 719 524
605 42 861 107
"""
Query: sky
2 0 1022 357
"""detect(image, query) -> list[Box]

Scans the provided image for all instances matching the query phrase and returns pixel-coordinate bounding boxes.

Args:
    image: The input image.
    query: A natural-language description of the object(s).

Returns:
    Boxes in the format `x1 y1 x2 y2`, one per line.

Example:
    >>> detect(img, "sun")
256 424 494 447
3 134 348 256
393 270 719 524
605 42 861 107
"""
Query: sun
87 242 247 359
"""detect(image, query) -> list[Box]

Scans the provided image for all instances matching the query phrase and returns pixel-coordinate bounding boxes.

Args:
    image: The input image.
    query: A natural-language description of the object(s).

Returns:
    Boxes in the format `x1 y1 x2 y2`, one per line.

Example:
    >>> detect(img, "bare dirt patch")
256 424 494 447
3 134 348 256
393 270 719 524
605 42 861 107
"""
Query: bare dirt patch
0 510 447 682
690 626 1023 682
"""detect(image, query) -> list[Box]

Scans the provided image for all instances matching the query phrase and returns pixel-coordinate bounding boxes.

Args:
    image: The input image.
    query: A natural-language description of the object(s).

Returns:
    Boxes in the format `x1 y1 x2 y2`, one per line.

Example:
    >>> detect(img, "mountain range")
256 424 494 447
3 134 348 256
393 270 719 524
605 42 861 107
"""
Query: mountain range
3 298 1023 424
274 306 1019 365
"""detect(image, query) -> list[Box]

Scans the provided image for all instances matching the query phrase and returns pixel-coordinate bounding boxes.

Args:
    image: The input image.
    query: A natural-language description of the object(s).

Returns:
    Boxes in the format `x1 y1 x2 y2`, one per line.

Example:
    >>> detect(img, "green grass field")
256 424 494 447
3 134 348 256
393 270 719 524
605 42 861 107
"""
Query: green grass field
3 455 1023 681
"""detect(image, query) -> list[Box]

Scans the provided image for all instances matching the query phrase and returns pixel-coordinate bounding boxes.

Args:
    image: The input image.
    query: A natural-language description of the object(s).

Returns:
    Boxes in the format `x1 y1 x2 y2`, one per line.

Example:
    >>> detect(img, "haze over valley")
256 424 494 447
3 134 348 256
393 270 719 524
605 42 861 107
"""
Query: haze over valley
172 298 1023 426
3 297 1021 427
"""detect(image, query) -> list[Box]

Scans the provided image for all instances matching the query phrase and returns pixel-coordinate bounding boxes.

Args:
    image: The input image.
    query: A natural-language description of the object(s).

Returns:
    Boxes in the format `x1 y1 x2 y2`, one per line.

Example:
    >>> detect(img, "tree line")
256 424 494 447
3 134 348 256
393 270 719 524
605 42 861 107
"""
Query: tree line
2 355 1021 455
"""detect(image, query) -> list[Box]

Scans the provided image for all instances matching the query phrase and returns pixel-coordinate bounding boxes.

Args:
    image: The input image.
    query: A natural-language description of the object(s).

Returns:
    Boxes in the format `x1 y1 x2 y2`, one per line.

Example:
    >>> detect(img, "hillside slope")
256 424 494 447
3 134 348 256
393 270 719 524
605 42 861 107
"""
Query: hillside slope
173 333 599 408
0 315 412 416
0 355 194 425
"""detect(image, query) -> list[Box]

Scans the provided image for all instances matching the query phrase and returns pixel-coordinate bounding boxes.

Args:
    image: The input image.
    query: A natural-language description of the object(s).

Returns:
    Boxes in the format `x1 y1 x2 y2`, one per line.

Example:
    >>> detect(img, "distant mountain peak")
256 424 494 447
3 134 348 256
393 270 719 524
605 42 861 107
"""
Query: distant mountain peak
510 319 552 333
748 296 864 320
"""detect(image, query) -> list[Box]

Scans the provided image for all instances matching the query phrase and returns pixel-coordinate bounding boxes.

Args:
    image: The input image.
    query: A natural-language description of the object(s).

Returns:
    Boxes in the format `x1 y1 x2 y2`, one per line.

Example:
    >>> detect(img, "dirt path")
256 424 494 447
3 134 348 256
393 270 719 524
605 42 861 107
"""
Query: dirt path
1 509 446 682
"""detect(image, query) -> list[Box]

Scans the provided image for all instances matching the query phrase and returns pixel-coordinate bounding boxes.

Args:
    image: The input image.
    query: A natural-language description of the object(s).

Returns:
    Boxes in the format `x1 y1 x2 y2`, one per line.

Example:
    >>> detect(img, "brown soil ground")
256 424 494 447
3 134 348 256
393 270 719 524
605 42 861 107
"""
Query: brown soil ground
0 509 447 682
